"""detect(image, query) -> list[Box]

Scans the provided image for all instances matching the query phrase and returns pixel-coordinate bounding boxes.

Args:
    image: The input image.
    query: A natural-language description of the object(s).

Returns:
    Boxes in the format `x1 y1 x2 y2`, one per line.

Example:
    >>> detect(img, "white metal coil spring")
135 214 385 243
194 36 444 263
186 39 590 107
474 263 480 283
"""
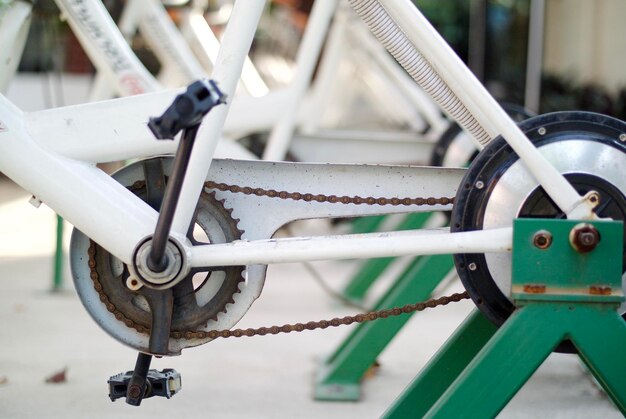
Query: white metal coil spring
348 0 492 145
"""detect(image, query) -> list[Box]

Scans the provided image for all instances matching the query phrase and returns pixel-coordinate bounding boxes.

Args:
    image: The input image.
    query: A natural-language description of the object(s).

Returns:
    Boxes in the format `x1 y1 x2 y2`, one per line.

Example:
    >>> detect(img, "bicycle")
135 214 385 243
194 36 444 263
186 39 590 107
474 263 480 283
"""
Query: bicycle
1 0 624 411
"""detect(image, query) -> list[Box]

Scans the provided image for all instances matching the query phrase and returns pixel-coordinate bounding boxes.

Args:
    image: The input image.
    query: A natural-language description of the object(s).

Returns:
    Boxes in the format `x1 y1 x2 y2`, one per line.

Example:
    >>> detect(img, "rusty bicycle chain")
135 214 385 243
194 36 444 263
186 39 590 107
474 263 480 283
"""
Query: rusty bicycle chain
88 180 461 340
185 291 469 340
202 180 455 207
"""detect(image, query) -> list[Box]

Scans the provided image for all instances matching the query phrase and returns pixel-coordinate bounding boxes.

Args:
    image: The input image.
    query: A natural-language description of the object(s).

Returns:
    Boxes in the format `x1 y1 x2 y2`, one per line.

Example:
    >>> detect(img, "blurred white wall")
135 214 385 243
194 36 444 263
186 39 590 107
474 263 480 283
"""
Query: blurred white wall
544 0 626 90
4 73 92 111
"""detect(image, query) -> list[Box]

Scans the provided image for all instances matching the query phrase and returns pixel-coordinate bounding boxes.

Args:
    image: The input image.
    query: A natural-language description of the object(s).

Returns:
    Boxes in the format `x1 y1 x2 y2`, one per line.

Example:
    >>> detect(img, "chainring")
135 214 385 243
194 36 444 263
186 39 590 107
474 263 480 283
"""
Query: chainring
70 157 244 354
451 111 626 327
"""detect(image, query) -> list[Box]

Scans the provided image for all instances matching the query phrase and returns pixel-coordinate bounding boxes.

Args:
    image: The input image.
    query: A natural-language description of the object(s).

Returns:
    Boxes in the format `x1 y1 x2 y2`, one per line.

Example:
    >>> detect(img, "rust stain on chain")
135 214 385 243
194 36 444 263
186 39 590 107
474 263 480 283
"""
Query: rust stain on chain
88 180 462 341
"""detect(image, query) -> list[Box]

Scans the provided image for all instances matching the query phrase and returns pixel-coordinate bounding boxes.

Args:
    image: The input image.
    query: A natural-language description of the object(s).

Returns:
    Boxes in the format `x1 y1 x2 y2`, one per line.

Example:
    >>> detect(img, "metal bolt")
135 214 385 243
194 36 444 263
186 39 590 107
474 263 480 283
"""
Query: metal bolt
586 191 601 207
127 385 142 399
126 276 143 291
523 284 546 294
589 285 612 295
620 133 626 142
532 230 552 250
569 223 601 253
579 232 597 246
468 262 477 271
538 127 547 135
475 181 485 190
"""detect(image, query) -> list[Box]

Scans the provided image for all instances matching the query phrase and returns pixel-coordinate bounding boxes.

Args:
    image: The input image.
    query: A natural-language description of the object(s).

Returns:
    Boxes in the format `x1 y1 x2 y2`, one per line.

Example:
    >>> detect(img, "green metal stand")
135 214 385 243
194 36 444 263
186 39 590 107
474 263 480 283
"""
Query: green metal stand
350 215 387 235
429 303 626 417
316 254 454 400
384 218 625 418
52 214 64 292
382 309 497 418
341 213 432 303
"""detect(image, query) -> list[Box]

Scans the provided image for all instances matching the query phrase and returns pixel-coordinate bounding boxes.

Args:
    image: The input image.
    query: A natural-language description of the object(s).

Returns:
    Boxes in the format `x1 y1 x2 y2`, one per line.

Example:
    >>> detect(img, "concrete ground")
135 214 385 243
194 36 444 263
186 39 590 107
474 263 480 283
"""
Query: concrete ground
0 179 622 418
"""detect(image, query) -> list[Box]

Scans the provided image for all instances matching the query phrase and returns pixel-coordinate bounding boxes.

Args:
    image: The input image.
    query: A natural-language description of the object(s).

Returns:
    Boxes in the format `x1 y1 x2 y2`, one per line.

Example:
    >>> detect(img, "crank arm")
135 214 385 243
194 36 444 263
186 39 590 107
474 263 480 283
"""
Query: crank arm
140 287 174 355
137 158 174 356
123 352 152 406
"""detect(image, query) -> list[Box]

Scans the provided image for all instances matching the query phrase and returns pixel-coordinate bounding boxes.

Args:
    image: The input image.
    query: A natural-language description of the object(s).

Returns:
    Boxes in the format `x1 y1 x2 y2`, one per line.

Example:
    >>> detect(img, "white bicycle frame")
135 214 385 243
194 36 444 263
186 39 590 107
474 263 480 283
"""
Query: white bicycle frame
52 0 449 164
47 0 267 145
0 0 594 271
301 2 447 134
0 1 32 91
94 0 267 97
177 0 270 97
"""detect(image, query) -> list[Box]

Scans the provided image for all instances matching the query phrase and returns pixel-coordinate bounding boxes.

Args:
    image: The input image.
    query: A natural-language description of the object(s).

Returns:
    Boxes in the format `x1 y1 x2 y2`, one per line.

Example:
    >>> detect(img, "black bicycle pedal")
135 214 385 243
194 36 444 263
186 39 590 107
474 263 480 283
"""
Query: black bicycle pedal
108 368 182 404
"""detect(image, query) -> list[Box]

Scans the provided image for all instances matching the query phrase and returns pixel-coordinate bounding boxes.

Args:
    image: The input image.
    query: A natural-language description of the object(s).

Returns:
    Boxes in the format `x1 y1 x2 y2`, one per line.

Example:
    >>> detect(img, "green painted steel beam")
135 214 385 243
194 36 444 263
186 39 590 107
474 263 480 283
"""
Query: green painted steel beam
349 215 387 235
385 218 625 418
426 303 626 418
52 215 64 292
316 254 454 401
382 310 497 418
572 307 626 411
341 213 432 303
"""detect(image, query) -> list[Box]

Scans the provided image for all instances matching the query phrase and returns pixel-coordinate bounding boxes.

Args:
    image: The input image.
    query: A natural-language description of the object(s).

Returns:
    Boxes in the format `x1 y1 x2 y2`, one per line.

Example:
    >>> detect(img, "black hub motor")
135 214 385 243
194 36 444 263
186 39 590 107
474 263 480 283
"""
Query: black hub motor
451 112 626 351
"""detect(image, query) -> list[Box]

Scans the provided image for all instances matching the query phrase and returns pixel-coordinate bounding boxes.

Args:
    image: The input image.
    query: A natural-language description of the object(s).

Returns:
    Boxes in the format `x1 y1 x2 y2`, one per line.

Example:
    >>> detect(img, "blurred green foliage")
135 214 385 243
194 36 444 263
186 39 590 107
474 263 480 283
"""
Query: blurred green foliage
414 0 470 62
413 0 626 122
415 0 529 103
541 75 626 121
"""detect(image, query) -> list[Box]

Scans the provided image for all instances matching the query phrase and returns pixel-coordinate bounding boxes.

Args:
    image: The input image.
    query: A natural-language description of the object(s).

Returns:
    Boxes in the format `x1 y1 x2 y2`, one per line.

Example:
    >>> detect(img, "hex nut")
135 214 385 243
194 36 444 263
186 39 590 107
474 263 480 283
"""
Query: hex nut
569 223 601 253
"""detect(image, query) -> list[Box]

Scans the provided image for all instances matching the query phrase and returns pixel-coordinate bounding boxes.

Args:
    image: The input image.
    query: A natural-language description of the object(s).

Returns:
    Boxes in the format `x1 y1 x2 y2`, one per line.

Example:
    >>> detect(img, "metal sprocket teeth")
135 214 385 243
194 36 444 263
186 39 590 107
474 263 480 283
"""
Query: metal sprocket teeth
88 181 245 339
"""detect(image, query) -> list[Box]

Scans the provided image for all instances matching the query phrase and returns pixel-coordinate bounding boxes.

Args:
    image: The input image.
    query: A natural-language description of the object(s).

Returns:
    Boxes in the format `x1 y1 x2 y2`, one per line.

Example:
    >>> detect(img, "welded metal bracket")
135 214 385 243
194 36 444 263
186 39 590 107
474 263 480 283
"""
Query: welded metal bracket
384 218 626 418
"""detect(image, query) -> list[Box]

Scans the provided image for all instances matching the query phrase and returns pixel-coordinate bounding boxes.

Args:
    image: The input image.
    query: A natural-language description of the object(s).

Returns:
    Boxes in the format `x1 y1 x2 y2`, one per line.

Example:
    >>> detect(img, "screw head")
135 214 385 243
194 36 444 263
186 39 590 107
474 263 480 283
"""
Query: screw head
475 181 485 190
570 223 601 253
619 133 626 142
538 127 547 135
468 262 478 271
532 230 552 250
126 276 143 291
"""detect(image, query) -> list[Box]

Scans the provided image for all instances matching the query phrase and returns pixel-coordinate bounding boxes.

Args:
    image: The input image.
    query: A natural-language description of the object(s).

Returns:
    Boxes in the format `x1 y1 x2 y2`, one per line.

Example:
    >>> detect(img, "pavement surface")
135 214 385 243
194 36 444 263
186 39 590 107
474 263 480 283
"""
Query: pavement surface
0 179 622 418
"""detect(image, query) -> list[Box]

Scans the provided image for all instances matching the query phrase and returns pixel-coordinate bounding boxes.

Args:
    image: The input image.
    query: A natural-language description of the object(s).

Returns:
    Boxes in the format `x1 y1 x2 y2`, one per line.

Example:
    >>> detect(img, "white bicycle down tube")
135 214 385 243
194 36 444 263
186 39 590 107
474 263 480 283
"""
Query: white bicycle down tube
0 96 156 263
381 0 592 219
170 0 267 237
23 88 289 162
189 227 513 267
